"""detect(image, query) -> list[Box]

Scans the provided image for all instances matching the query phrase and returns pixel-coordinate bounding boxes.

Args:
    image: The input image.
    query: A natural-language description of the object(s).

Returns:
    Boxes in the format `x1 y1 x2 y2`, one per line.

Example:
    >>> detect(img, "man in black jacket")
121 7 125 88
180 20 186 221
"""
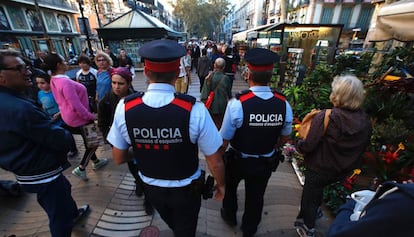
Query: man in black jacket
0 49 88 237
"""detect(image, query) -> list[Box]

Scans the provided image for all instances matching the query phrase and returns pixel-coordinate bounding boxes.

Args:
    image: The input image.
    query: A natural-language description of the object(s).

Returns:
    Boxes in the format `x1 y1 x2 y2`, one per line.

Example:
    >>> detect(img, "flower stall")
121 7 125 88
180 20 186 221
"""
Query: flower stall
282 46 414 214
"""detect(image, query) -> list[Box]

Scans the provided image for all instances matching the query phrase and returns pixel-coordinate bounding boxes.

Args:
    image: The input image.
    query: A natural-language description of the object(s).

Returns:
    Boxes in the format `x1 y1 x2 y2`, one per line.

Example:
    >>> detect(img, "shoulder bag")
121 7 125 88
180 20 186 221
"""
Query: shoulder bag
298 109 331 139
204 74 225 110
81 121 104 148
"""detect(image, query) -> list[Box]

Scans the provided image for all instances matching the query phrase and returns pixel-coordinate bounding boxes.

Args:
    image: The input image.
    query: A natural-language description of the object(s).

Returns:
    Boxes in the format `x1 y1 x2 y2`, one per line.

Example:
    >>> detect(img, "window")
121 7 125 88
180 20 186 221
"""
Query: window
320 7 333 24
355 7 374 31
339 7 352 29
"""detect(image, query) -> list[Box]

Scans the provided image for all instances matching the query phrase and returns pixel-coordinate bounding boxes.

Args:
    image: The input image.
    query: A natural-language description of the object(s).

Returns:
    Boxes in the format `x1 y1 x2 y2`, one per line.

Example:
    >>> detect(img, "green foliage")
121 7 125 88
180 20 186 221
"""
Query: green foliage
283 65 333 119
371 47 414 80
323 182 357 216
171 0 230 38
333 51 374 77
288 46 414 215
362 47 414 184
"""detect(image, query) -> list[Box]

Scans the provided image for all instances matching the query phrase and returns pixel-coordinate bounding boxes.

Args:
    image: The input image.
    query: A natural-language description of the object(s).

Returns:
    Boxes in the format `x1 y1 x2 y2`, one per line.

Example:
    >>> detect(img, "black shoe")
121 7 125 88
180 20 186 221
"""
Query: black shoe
73 204 90 224
220 208 237 226
144 198 153 215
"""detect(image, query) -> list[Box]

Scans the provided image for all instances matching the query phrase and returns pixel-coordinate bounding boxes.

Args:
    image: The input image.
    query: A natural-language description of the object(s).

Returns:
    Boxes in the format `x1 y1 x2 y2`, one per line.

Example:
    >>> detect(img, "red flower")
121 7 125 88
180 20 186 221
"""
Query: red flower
343 179 352 190
382 151 398 164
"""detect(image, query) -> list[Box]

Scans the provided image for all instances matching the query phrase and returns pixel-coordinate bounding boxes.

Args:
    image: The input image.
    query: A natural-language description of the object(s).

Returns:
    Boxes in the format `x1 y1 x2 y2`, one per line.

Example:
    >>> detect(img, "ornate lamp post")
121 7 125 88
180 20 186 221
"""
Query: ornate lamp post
245 17 250 30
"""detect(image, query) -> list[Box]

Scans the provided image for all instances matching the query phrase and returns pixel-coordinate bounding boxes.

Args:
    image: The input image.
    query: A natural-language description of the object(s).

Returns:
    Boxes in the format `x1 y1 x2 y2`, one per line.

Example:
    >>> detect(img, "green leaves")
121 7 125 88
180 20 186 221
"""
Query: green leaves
171 0 230 38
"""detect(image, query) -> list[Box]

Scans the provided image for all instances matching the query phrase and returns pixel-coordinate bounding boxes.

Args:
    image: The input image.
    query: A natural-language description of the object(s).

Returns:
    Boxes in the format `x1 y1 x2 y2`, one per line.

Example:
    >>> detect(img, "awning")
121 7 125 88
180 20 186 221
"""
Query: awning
370 0 414 42
232 24 273 42
96 9 182 40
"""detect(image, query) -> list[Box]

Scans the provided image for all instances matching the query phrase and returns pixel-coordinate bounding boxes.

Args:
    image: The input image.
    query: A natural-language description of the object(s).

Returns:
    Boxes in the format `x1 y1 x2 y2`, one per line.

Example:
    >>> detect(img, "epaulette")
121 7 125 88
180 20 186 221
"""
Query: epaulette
124 91 145 103
174 93 196 104
272 90 286 101
235 90 252 100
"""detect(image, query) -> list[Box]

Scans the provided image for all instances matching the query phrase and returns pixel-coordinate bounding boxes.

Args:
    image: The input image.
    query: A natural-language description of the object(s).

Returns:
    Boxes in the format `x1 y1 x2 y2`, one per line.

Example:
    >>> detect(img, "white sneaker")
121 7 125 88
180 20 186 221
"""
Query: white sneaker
92 158 108 170
72 167 88 181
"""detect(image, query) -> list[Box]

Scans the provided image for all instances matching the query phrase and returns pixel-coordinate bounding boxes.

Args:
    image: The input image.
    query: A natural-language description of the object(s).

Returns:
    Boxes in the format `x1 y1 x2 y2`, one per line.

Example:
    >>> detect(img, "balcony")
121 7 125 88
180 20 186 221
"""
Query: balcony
10 0 78 13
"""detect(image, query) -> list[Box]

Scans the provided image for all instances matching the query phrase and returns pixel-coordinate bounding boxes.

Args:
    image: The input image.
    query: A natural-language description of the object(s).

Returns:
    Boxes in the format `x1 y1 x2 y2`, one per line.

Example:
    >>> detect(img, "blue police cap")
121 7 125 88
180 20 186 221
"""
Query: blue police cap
139 39 186 72
139 39 186 62
244 48 280 71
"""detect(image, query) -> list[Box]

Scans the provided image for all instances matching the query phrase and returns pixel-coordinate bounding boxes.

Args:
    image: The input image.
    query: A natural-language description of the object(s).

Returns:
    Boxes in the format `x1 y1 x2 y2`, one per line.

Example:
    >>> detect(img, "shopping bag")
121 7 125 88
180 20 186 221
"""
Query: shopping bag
81 121 104 148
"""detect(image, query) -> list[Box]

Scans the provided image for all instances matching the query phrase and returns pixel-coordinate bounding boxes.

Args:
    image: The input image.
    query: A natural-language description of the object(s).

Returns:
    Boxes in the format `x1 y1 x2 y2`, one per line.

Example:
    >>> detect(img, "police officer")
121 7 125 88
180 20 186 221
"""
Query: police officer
219 48 293 237
107 39 225 237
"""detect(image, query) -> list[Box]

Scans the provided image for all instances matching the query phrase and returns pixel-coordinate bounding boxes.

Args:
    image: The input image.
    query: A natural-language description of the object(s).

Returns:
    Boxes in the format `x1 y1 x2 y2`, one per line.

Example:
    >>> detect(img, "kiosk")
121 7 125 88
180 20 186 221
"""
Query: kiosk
233 23 343 86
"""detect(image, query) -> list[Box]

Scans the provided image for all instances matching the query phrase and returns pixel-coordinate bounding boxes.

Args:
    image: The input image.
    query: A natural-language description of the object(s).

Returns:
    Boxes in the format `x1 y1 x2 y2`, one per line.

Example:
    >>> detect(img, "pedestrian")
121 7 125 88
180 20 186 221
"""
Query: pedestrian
221 46 237 92
117 48 133 69
0 49 89 237
200 57 231 129
34 70 78 158
175 45 191 94
327 181 414 237
23 58 41 104
94 51 113 102
294 75 371 237
44 52 108 181
210 44 221 64
107 39 225 237
197 48 212 92
117 48 136 81
97 67 153 215
191 43 200 72
219 48 293 237
104 46 118 67
33 50 48 71
76 54 98 113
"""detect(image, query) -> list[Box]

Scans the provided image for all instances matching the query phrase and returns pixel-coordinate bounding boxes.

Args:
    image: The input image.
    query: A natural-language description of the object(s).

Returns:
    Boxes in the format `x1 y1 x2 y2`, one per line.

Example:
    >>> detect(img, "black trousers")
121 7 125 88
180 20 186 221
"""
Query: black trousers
21 174 78 237
222 157 273 236
297 169 343 228
64 125 98 167
143 183 201 237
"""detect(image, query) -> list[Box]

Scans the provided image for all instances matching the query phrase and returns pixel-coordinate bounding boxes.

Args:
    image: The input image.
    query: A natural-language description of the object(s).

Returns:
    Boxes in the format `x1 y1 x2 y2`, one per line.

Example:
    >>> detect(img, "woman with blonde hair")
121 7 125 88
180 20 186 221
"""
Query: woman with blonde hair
94 51 113 102
294 75 372 237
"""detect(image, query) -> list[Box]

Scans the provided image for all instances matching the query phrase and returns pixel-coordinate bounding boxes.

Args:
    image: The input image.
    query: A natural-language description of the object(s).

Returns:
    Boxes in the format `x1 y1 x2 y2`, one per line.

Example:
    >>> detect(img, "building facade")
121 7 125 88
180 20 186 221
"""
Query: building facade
226 0 375 49
0 0 82 60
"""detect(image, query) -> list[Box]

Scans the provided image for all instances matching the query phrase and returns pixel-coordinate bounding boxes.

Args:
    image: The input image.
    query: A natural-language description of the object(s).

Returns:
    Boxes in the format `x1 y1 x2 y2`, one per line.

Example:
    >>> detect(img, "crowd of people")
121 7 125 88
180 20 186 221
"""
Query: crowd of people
0 38 412 237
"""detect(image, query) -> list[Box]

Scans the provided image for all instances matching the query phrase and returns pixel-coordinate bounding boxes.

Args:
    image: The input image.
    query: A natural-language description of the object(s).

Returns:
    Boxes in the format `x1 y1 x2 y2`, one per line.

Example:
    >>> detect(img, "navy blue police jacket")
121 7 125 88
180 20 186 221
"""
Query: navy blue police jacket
124 92 198 180
231 90 286 155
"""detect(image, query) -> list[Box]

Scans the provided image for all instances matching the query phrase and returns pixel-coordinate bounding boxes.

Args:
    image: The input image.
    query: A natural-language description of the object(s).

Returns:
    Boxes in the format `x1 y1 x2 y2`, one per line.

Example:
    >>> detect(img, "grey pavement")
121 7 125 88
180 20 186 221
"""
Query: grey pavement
0 70 333 237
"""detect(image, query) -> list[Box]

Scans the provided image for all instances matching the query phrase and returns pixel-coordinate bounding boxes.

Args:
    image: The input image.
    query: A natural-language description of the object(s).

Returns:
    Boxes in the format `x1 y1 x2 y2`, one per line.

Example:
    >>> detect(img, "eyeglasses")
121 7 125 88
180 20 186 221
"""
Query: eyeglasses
96 59 107 62
1 64 31 73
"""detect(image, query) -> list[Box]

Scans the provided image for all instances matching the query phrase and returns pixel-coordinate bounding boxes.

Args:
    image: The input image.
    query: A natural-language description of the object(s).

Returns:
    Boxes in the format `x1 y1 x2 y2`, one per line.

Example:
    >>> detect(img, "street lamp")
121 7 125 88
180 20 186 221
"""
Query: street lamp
245 17 250 30
78 0 93 56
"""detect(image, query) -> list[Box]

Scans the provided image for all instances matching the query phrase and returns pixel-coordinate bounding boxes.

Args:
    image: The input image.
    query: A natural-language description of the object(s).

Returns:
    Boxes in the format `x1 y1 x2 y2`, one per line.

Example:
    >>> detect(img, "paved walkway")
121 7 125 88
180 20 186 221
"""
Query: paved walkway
0 71 332 237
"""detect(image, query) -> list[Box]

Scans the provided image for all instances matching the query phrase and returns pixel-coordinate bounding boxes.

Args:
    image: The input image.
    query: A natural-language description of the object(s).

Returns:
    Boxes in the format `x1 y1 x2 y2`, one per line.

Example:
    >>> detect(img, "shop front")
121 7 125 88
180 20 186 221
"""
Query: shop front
0 2 84 62
233 23 343 86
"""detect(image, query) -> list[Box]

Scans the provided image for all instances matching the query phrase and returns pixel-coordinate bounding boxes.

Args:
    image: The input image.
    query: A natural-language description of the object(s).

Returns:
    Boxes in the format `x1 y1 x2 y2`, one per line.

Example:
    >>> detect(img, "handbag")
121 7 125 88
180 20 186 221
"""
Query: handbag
205 91 215 109
81 121 104 148
298 109 331 139
204 73 225 110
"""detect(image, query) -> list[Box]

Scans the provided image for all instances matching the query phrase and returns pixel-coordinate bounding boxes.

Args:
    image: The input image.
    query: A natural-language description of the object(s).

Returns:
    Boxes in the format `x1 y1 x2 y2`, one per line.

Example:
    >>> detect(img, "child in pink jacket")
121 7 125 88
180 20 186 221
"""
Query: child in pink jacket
45 53 108 181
